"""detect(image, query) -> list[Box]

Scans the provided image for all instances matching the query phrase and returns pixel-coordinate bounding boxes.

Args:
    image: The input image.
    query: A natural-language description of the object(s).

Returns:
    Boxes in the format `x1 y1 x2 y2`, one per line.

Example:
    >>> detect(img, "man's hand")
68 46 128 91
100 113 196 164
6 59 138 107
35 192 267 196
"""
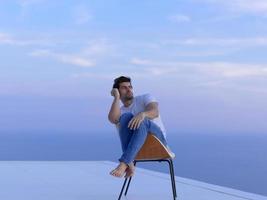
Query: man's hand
128 112 146 130
111 88 120 99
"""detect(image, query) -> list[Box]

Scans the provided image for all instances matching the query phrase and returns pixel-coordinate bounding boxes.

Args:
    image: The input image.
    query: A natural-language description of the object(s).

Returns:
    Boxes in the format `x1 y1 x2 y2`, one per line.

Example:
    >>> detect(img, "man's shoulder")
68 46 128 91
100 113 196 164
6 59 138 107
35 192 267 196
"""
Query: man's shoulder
135 93 152 99
135 93 157 104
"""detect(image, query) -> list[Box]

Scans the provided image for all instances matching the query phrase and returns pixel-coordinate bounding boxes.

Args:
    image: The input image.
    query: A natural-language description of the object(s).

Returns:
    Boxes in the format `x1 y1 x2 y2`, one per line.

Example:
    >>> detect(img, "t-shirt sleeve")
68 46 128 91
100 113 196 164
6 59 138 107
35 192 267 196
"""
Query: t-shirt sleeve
143 93 157 106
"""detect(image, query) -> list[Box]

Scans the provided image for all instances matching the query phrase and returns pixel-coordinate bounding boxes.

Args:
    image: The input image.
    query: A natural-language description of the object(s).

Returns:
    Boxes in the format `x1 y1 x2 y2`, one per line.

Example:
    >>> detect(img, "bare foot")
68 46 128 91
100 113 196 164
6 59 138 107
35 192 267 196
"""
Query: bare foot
110 162 128 178
125 162 135 178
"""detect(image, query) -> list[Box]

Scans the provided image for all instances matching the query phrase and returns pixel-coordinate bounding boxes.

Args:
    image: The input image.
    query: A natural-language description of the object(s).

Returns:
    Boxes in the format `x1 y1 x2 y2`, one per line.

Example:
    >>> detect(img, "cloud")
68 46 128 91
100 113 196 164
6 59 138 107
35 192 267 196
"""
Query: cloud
161 37 267 47
130 58 267 78
72 73 115 79
18 0 45 7
129 58 267 94
71 60 267 96
174 50 233 57
30 49 95 67
83 39 113 56
168 14 191 23
131 58 155 65
201 0 267 15
73 5 92 25
0 31 113 67
18 0 46 17
198 14 242 23
0 33 15 45
210 63 267 77
0 32 54 46
226 0 267 14
72 71 151 79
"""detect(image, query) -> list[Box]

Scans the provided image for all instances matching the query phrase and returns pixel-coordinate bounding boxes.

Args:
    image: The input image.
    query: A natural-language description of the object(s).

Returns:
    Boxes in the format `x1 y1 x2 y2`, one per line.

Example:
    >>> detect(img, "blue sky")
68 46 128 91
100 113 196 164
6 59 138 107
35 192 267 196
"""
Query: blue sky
1 0 267 135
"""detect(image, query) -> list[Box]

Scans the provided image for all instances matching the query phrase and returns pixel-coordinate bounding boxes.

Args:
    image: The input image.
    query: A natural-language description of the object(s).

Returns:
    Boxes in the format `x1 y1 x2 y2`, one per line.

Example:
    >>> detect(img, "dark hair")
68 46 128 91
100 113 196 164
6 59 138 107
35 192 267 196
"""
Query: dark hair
113 76 131 89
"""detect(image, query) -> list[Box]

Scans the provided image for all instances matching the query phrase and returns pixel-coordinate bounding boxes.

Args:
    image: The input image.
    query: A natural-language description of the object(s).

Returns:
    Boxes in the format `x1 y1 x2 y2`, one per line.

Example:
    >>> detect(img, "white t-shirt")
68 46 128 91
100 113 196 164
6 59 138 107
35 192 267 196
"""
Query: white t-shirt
120 93 167 138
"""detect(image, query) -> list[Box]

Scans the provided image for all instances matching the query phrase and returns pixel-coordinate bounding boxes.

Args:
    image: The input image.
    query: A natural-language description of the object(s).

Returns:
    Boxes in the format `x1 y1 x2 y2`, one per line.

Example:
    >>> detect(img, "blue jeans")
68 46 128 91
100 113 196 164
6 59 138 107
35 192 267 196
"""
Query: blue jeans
118 112 167 165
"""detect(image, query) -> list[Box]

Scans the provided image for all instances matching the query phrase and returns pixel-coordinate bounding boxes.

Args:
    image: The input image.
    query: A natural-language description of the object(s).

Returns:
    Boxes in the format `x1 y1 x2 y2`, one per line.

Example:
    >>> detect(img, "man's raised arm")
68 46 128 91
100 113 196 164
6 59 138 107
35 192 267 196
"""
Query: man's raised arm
108 88 121 124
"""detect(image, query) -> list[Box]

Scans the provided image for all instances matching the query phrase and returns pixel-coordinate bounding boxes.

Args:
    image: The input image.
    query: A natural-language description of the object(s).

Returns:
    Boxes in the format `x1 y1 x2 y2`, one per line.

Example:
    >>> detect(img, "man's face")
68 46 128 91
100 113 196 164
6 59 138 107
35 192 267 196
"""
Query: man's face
118 82 133 101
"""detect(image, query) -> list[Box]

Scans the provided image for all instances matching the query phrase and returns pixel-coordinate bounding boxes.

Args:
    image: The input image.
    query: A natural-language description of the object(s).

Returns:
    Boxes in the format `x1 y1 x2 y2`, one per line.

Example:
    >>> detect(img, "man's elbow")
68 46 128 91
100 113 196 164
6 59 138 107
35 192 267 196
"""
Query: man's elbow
148 109 159 119
153 107 159 118
108 115 119 124
108 115 114 124
154 110 159 118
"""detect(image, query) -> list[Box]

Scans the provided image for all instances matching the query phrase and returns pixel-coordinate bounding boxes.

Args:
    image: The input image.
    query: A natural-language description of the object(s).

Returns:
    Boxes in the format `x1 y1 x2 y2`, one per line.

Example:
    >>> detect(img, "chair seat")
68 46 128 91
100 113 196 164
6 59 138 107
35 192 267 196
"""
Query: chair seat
135 133 175 160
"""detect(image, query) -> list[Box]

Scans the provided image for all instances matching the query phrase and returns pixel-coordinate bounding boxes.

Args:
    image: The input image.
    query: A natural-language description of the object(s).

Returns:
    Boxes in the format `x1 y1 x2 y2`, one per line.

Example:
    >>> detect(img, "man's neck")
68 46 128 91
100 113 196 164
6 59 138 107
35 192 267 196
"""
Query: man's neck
122 99 133 107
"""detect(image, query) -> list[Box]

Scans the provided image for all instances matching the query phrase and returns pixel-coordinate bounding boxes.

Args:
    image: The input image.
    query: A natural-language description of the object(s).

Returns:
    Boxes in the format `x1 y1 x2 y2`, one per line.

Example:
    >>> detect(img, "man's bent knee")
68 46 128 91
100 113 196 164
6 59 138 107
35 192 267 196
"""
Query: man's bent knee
119 113 134 126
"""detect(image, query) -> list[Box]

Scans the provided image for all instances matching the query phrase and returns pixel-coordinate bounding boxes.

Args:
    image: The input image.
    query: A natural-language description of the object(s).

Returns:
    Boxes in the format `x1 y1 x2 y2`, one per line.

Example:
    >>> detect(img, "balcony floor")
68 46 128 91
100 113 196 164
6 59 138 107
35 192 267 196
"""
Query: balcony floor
0 161 266 200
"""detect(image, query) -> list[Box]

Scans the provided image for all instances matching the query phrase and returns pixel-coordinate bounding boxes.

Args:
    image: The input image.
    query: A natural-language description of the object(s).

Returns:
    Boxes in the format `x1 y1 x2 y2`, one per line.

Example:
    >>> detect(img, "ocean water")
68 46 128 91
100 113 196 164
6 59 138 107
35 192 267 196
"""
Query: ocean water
0 132 266 196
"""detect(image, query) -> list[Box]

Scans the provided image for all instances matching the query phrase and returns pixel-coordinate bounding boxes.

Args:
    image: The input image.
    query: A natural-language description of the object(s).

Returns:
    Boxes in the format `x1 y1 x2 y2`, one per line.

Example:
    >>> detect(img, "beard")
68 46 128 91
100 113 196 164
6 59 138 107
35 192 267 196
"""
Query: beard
122 92 133 101
124 95 133 101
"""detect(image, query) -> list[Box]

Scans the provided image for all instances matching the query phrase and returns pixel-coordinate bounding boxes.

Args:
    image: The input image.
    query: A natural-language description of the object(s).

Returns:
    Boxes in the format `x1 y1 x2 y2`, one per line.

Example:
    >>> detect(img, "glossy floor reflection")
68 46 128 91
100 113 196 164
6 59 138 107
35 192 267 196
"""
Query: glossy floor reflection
0 161 266 200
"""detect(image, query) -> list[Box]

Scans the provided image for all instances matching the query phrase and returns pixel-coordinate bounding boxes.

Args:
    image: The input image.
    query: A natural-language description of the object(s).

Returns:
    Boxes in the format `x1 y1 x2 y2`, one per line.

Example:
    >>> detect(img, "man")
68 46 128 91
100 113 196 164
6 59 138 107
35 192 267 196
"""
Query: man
108 76 168 178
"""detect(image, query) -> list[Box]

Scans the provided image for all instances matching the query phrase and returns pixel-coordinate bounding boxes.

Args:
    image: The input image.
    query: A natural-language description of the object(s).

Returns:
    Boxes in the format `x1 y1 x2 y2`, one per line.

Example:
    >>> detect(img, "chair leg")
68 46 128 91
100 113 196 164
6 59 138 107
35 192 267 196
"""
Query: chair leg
124 176 133 196
167 159 177 199
118 160 177 200
124 161 137 196
170 159 177 198
118 177 128 200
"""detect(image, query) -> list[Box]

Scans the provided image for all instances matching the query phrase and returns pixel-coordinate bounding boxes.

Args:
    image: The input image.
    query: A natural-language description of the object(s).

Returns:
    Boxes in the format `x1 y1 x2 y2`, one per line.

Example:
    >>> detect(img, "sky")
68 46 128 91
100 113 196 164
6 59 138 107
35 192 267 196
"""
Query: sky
1 0 267 135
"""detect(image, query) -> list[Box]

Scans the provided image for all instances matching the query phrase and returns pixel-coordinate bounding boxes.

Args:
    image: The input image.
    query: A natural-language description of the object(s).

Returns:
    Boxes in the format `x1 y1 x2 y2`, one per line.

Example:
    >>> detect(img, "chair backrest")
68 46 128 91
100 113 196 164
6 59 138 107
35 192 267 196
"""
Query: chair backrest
135 133 175 160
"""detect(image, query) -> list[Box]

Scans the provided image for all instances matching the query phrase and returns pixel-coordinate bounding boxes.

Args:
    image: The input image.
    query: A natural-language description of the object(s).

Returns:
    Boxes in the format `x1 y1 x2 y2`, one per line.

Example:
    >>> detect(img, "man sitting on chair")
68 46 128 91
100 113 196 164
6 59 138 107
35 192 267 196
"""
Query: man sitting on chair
108 76 168 178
